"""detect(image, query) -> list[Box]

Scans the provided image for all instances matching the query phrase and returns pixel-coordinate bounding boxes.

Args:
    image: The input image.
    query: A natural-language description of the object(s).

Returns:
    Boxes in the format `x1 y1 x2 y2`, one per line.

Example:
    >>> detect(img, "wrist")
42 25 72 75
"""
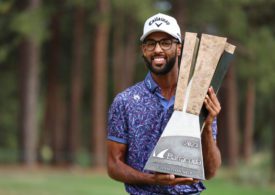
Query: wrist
202 122 213 136
204 121 212 129
143 172 156 185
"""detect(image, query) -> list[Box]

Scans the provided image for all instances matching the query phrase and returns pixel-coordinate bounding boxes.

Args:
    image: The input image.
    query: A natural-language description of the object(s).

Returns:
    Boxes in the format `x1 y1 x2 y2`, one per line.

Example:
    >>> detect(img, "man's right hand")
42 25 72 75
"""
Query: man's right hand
153 173 199 185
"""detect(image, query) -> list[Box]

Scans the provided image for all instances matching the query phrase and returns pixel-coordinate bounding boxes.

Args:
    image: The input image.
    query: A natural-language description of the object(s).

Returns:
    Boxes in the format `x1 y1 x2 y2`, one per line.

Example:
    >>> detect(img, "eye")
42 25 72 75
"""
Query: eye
146 40 156 46
161 39 172 47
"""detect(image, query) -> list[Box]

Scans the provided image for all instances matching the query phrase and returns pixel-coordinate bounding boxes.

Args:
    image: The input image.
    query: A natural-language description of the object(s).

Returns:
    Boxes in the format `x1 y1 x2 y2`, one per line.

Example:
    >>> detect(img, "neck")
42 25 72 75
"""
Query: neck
151 65 178 100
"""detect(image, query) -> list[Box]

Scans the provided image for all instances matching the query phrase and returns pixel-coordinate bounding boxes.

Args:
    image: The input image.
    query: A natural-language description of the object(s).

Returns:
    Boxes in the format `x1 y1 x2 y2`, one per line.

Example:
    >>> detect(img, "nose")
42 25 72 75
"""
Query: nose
154 42 163 52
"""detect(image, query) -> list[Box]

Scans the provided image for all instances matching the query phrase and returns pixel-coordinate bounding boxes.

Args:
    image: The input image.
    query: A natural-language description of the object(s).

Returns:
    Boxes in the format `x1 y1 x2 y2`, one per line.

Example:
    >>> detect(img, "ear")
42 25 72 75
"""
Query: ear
177 44 182 56
141 44 146 54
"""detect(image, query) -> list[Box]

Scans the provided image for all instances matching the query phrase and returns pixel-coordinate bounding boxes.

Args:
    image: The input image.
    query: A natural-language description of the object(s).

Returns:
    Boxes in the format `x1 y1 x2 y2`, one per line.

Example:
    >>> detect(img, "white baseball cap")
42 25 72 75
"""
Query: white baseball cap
140 13 182 43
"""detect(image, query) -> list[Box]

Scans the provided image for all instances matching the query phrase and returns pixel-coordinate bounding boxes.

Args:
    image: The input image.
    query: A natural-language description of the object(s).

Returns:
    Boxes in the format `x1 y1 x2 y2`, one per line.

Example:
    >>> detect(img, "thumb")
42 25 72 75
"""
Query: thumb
168 174 175 180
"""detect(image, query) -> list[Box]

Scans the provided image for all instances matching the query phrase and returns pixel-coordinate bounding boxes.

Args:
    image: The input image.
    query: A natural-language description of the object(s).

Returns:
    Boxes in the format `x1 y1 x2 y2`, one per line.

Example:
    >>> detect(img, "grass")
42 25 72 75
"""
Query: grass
0 166 274 195
0 167 127 195
204 177 275 195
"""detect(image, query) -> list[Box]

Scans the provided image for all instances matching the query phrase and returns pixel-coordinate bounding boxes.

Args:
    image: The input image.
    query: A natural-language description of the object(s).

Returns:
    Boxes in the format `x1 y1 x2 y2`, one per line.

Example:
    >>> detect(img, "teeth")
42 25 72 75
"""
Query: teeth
153 56 165 60
153 57 165 64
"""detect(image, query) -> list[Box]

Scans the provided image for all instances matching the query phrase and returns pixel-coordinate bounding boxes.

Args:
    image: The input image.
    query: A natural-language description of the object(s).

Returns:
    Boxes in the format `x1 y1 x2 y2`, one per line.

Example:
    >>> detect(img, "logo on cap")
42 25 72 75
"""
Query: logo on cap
155 23 162 27
149 17 170 26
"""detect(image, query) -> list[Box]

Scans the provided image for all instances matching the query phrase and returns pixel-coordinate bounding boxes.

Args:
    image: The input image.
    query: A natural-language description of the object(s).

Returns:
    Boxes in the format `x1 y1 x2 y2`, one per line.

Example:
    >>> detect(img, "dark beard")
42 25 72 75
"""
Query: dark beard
143 55 177 75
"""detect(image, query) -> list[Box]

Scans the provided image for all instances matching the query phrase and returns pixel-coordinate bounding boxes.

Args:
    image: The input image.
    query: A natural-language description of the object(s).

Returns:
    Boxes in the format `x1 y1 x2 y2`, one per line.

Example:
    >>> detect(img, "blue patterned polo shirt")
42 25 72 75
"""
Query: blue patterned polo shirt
107 73 217 195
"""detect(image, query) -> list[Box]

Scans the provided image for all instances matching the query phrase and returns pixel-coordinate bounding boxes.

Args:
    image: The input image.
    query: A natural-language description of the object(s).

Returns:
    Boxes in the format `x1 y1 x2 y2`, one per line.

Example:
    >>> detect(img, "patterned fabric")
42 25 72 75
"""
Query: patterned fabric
107 73 217 195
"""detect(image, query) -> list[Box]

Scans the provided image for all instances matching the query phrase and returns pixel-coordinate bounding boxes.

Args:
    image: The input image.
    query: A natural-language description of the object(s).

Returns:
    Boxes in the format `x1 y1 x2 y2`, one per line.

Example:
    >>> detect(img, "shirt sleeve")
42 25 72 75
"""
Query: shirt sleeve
211 118 218 141
107 94 128 144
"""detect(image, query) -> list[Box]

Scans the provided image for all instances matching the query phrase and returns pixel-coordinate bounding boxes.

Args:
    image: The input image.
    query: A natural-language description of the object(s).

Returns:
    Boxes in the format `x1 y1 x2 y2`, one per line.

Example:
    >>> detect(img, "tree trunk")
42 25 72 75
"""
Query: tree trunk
112 9 125 94
243 79 255 163
92 0 110 167
172 0 188 35
123 16 138 90
218 65 239 167
271 97 275 182
217 85 228 162
43 8 65 165
18 0 41 166
67 6 85 164
271 121 275 182
112 12 137 93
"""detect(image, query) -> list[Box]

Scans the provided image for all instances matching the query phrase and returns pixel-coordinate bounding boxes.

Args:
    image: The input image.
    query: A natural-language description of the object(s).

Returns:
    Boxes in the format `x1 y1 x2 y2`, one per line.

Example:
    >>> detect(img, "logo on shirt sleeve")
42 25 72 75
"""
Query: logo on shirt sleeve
133 94 140 101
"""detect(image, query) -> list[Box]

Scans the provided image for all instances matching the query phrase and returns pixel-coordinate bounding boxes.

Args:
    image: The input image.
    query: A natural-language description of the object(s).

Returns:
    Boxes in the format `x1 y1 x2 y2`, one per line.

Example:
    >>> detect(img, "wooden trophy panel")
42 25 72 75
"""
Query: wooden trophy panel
186 34 227 115
174 32 199 111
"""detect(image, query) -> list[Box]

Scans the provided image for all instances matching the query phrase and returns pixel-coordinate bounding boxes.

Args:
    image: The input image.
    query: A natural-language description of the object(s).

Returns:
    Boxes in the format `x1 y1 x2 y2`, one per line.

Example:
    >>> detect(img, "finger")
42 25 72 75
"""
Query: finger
205 94 220 114
208 87 220 107
168 174 175 180
204 103 216 118
172 177 196 185
175 177 194 182
193 179 200 183
205 96 219 114
154 174 176 185
204 101 219 121
157 174 175 181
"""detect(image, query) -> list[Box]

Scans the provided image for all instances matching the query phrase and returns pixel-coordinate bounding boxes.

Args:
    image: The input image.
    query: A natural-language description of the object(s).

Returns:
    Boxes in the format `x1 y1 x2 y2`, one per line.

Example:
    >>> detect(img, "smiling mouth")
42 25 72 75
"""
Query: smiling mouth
152 56 166 65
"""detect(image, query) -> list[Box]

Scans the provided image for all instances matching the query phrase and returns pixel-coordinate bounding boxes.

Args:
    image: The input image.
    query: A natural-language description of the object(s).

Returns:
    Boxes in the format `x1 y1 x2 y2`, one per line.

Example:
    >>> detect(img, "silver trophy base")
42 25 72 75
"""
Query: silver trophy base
144 136 205 180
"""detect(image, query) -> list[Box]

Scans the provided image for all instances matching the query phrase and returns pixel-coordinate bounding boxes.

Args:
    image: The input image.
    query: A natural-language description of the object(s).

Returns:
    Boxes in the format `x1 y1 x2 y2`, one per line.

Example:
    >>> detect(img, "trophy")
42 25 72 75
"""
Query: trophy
144 32 236 180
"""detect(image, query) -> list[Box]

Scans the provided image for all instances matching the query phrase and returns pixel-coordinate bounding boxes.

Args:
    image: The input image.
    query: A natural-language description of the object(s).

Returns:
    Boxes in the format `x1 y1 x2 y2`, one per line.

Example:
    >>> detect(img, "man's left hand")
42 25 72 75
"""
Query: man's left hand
204 86 221 125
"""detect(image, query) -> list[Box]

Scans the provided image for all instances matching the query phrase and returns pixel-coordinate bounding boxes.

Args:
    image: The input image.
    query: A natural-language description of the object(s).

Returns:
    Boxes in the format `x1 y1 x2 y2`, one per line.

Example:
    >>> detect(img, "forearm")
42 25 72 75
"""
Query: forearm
108 158 198 186
108 159 155 184
107 140 155 185
107 141 198 185
201 123 221 179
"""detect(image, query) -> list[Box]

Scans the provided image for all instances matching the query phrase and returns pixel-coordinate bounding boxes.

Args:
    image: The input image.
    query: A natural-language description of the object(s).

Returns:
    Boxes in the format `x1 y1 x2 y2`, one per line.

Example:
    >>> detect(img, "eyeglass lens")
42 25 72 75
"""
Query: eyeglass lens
144 39 178 51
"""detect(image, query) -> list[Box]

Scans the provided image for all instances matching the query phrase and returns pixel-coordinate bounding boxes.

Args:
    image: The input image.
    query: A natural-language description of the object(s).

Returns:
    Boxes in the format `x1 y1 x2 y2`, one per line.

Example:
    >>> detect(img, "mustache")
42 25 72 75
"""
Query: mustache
142 55 167 61
142 55 176 75
151 55 166 60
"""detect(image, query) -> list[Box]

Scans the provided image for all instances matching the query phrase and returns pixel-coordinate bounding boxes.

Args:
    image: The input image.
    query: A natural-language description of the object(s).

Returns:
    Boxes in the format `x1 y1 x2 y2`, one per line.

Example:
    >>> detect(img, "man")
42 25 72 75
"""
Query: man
107 13 221 195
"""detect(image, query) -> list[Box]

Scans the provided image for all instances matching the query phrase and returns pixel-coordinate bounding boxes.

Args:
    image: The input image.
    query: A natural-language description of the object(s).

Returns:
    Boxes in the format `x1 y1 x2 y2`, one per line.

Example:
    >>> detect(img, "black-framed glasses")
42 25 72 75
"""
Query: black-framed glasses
143 38 179 51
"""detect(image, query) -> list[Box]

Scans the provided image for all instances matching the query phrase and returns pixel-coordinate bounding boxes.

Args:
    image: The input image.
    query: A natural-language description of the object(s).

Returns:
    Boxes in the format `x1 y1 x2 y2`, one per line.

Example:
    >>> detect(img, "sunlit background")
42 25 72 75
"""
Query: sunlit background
0 0 275 194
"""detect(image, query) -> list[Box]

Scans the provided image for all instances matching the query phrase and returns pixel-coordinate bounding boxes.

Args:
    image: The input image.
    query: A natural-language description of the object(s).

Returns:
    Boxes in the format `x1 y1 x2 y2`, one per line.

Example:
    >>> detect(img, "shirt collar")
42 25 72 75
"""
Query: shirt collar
144 72 161 94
